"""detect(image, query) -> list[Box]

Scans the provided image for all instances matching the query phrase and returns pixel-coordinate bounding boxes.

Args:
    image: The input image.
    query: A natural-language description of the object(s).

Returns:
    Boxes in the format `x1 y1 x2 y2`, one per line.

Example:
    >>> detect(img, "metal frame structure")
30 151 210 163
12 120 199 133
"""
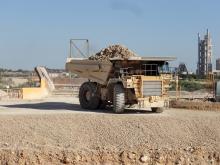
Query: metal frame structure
69 39 89 58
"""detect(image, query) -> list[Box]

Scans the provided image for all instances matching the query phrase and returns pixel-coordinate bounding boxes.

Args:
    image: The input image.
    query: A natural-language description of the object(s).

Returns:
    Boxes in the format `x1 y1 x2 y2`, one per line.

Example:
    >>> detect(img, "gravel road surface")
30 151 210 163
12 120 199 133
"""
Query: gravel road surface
0 97 220 164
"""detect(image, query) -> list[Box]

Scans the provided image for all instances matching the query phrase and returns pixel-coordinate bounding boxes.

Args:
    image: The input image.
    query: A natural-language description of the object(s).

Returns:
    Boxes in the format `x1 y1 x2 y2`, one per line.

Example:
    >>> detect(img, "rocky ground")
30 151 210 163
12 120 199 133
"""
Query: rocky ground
0 97 220 164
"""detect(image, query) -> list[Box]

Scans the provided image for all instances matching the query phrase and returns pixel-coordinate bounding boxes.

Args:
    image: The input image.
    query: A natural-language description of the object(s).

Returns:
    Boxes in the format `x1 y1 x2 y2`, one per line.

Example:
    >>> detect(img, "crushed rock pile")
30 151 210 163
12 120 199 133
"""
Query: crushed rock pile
89 44 137 61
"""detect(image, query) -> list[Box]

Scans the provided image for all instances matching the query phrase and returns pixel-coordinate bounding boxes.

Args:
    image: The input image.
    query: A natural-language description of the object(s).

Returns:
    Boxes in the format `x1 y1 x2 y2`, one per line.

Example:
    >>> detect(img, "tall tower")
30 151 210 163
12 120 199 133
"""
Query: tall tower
216 58 220 70
197 29 212 76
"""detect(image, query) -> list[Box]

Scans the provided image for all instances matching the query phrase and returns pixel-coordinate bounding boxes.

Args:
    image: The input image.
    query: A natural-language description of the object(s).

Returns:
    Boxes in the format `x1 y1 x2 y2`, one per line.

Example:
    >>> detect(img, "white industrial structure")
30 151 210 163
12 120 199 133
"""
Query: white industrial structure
197 29 212 76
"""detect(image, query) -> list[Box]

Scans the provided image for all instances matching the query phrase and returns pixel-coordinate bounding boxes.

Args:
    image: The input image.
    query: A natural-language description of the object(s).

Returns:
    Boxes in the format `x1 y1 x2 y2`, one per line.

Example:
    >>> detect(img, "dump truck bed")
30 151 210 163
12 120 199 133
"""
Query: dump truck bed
65 56 176 85
66 58 112 84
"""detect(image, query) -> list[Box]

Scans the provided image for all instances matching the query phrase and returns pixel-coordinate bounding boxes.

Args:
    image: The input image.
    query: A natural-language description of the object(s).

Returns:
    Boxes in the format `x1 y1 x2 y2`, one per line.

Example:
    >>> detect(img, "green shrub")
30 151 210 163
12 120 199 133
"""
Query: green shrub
179 80 204 91
170 80 207 91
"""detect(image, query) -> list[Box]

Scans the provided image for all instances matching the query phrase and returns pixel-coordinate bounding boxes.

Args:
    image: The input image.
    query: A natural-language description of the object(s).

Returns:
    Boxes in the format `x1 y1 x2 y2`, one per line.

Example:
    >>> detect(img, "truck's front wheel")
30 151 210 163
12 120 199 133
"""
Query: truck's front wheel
113 84 125 113
79 82 100 110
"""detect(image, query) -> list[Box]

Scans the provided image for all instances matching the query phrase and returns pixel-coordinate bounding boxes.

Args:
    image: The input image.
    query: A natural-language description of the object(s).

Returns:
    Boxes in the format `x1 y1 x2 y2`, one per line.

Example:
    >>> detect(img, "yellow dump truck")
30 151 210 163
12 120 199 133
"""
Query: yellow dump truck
66 56 175 113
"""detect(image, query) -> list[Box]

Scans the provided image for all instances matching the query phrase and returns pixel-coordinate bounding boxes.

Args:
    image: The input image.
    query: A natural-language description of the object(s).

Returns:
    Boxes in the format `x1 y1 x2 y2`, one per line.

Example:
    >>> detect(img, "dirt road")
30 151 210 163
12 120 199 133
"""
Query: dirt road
0 97 220 164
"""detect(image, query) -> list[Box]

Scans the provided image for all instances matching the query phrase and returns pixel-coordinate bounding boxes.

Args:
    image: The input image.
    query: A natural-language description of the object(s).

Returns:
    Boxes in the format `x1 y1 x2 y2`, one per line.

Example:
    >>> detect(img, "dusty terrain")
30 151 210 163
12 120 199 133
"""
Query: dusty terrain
0 97 220 164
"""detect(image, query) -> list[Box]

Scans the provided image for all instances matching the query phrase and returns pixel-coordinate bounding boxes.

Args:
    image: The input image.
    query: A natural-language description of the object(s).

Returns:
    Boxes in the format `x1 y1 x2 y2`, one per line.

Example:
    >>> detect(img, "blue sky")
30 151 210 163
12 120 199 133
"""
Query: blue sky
0 0 219 71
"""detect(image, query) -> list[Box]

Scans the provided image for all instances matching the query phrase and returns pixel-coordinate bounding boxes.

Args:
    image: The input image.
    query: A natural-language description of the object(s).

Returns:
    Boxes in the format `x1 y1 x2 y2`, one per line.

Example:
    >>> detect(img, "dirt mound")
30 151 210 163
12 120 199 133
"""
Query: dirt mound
0 147 219 165
89 44 136 61
170 100 220 111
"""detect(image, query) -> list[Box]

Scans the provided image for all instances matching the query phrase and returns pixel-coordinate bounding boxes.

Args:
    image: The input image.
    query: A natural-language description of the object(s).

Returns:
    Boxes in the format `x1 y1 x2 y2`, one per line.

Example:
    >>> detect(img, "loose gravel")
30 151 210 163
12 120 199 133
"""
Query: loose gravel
0 97 220 164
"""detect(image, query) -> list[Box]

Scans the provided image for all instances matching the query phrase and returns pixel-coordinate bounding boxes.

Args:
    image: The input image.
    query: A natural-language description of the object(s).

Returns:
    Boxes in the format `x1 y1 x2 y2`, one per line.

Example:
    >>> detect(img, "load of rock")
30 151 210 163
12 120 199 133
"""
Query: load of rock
89 44 136 61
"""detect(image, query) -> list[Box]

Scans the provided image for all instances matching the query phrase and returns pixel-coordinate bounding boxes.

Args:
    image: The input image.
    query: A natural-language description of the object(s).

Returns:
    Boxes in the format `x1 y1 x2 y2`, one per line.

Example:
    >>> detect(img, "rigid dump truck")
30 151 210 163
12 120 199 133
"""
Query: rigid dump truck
66 56 175 113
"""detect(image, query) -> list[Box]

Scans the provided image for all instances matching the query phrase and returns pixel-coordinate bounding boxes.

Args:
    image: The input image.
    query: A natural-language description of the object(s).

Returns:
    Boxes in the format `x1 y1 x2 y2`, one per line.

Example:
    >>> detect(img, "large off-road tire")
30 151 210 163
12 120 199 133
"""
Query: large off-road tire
113 84 125 113
79 82 100 110
151 107 164 113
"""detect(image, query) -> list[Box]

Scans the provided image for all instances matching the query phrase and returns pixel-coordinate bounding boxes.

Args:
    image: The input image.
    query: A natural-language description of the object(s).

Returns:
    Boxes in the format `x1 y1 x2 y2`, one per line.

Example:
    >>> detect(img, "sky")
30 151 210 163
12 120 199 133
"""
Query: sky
0 0 220 72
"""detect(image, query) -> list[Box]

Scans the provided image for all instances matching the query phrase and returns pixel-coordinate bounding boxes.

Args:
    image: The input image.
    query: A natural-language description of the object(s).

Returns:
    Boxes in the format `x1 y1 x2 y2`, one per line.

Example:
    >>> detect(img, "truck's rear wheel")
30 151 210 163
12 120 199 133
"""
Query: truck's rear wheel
113 84 125 113
79 82 100 110
151 107 164 113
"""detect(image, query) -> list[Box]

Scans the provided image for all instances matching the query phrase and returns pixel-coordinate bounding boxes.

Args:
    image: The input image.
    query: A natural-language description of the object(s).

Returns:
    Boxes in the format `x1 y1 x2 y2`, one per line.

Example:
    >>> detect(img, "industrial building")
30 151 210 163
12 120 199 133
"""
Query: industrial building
197 29 212 76
178 63 188 74
216 58 220 70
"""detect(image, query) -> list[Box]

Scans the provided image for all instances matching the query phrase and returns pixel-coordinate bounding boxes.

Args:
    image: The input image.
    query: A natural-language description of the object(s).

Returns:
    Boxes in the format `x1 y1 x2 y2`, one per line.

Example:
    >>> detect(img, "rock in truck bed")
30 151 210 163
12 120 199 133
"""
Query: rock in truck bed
88 44 137 61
